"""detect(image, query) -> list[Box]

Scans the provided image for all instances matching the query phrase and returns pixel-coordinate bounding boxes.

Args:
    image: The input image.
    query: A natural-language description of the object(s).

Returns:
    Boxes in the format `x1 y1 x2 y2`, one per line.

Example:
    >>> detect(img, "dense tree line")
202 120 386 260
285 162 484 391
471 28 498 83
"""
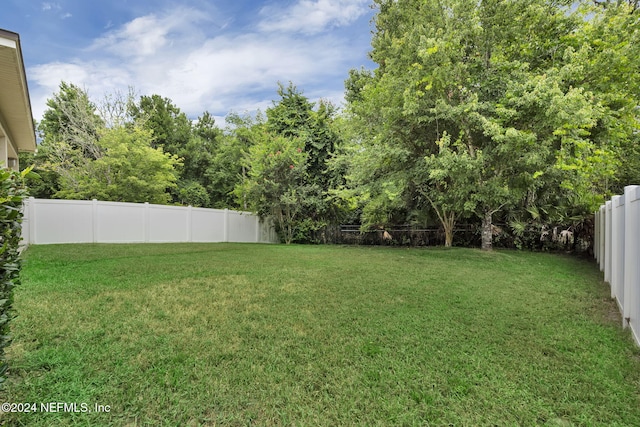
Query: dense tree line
21 81 346 243
22 0 640 248
339 0 640 249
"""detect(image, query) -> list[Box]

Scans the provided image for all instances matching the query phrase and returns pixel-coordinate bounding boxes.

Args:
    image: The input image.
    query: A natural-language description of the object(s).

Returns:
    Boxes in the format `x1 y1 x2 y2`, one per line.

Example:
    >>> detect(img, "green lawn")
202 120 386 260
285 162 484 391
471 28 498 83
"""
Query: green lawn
1 243 639 426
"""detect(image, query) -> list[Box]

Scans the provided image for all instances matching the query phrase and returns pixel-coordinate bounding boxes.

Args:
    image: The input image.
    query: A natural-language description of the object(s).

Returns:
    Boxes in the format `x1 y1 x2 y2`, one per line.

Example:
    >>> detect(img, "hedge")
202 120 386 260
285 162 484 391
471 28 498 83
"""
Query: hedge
0 167 30 386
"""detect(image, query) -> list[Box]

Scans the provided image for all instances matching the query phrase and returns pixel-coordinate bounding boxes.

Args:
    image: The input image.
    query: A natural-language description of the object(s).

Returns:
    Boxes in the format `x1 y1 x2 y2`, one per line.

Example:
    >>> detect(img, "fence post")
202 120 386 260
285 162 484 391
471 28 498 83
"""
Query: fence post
594 209 599 262
255 215 260 243
605 200 613 285
187 205 192 242
599 205 606 272
224 209 229 242
92 199 98 243
611 195 625 309
28 197 35 244
144 202 150 243
623 185 639 329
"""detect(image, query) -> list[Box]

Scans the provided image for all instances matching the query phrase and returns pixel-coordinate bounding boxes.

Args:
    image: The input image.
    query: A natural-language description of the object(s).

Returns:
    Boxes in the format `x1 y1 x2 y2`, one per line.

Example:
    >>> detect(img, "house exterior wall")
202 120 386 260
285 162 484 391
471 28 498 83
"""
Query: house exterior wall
0 136 7 169
0 29 36 170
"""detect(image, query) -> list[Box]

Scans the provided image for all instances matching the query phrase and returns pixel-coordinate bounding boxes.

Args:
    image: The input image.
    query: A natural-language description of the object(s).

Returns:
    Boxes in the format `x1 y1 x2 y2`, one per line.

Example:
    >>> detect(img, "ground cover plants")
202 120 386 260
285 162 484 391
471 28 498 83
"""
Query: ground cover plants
2 243 640 425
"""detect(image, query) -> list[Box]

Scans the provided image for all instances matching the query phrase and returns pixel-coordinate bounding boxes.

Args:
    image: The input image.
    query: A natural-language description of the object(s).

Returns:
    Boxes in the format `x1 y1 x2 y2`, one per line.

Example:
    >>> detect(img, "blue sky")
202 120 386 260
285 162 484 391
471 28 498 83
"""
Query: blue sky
2 0 376 124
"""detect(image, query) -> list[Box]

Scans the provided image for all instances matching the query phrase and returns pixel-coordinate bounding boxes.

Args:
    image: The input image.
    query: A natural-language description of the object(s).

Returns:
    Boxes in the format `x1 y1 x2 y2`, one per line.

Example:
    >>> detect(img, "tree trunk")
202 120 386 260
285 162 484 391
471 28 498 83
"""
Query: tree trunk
284 206 293 244
423 194 457 248
481 210 493 251
444 227 453 247
443 211 454 248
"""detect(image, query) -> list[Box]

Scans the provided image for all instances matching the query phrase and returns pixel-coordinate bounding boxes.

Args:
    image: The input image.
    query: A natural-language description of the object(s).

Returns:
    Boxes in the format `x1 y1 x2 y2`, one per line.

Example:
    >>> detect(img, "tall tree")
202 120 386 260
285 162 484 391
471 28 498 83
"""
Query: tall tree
266 83 338 187
234 130 309 244
129 96 223 206
207 112 263 210
414 132 481 247
34 84 182 204
39 81 104 160
265 83 342 241
34 83 104 197
55 126 180 204
343 0 623 249
571 2 640 196
129 94 192 156
176 112 222 207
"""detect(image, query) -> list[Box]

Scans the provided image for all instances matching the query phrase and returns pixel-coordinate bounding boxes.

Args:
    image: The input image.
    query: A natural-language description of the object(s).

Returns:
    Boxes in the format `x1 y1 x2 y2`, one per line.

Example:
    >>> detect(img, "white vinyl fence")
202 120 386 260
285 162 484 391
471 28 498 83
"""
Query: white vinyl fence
21 198 278 245
594 185 640 346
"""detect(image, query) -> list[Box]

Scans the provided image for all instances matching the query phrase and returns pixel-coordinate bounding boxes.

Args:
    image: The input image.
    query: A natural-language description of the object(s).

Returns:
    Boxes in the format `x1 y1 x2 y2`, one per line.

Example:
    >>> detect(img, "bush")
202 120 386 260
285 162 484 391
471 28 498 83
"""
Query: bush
0 167 30 386
178 181 211 207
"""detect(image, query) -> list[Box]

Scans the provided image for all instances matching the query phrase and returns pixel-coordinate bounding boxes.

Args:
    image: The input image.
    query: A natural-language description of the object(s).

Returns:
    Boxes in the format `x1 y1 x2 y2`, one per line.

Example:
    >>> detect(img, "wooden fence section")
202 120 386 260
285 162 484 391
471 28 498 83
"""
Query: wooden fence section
21 198 278 245
595 185 640 346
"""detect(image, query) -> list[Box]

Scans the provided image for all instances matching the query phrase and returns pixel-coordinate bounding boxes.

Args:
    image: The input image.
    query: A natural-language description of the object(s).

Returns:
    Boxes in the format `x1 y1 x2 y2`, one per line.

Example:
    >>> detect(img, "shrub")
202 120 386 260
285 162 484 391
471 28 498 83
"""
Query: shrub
0 167 30 386
178 181 211 207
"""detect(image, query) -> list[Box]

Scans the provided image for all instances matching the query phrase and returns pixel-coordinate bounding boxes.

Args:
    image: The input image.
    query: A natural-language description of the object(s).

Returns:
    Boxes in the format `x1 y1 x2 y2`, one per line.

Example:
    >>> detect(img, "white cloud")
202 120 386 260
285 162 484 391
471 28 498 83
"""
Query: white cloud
27 2 373 121
29 60 133 121
258 0 370 34
96 15 170 57
41 2 60 12
158 32 349 115
90 8 208 58
41 2 72 20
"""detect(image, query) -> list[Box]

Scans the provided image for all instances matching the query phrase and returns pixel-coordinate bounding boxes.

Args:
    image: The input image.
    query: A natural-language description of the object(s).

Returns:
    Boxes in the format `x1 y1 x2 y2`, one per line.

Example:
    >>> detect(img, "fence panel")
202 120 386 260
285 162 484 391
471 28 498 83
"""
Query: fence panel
612 195 625 310
29 199 94 244
227 210 258 243
605 201 613 284
21 198 277 245
96 201 146 243
148 204 189 243
623 186 640 344
594 209 599 263
190 208 226 242
596 186 640 347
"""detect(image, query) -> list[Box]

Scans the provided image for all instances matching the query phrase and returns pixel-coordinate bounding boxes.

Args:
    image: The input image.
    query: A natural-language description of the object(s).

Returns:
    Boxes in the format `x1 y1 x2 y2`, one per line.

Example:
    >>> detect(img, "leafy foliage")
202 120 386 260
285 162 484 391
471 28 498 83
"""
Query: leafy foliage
339 0 639 249
129 94 192 155
415 132 481 246
0 167 30 386
177 181 210 208
263 83 343 241
235 131 310 244
54 126 180 204
39 82 103 160
29 4 640 250
208 112 264 210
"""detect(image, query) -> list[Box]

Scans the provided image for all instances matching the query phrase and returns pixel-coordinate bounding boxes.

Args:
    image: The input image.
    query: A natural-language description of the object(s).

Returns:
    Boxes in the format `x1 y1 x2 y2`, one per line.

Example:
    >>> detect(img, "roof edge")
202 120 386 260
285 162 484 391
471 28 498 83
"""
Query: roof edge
0 28 36 152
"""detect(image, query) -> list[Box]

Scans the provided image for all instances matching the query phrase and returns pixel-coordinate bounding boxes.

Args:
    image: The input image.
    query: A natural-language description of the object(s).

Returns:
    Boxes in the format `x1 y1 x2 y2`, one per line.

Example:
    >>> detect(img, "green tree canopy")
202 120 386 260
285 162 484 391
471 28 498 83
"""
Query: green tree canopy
55 126 180 204
33 84 182 205
341 0 636 249
129 94 192 156
263 83 343 239
234 130 309 244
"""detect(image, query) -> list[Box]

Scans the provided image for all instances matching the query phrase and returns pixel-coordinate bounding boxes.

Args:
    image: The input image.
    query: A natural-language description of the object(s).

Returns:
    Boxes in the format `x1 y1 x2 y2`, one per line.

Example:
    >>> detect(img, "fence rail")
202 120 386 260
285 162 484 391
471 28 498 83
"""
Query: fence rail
21 198 278 245
595 185 640 347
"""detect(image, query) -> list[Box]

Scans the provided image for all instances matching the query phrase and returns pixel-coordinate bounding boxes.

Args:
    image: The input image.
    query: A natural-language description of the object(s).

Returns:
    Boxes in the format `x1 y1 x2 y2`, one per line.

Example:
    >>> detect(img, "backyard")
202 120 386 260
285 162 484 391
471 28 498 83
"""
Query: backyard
1 243 639 425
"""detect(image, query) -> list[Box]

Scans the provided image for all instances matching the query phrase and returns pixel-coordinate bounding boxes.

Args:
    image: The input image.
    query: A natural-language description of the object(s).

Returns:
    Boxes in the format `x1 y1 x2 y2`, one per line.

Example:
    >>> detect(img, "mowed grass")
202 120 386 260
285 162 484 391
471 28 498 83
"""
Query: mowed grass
2 243 640 426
